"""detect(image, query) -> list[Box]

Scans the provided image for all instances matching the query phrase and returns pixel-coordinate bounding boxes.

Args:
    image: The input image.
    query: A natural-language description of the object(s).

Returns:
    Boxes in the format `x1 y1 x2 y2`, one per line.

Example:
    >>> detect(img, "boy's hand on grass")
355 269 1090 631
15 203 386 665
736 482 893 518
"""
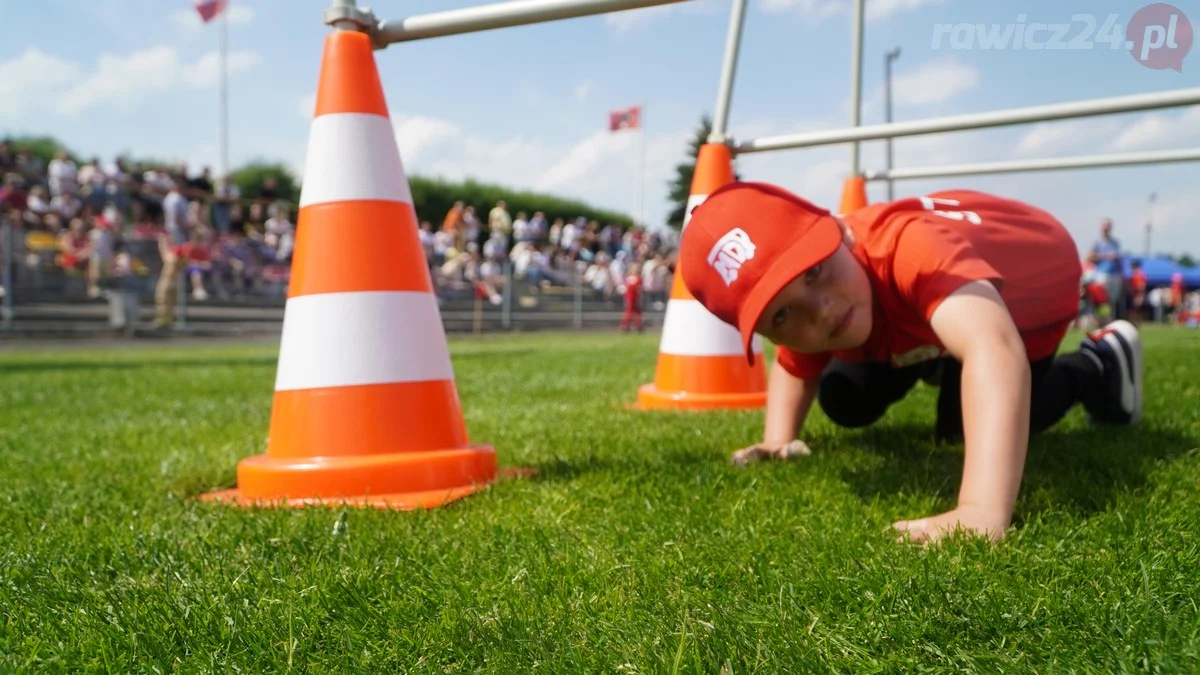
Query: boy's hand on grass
892 504 1012 545
731 440 811 466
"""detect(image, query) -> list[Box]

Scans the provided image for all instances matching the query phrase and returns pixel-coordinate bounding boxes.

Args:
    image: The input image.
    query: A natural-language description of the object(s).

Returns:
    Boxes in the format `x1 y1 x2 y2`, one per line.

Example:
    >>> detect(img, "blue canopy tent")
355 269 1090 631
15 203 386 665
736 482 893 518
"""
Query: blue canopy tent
1120 256 1200 289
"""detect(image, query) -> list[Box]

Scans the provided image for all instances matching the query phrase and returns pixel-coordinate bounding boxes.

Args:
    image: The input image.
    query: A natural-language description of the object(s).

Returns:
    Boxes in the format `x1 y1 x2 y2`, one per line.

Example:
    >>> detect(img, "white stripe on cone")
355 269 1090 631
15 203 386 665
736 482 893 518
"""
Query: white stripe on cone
275 291 454 391
682 193 707 230
658 298 763 357
299 113 414 208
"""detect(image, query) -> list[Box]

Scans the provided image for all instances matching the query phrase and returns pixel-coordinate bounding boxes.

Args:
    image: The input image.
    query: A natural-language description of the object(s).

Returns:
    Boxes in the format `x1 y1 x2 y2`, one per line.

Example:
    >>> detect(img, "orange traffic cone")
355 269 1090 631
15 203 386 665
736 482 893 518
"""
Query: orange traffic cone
635 143 767 410
202 30 497 510
838 175 868 214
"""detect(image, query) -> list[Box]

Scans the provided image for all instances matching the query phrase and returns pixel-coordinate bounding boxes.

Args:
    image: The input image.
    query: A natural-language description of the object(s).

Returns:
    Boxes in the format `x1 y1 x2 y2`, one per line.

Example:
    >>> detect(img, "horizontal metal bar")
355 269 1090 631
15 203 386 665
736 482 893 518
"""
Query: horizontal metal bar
864 147 1200 181
375 0 691 44
733 88 1200 155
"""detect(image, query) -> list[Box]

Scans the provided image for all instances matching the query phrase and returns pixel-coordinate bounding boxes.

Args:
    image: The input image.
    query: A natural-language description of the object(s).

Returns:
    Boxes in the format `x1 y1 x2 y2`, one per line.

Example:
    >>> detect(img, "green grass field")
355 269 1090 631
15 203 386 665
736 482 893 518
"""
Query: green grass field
2 328 1199 672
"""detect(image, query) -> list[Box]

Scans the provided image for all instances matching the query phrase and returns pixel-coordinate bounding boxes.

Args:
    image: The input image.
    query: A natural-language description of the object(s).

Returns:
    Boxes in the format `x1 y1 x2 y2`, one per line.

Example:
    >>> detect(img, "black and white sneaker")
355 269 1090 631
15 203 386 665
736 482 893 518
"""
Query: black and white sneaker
1079 320 1143 425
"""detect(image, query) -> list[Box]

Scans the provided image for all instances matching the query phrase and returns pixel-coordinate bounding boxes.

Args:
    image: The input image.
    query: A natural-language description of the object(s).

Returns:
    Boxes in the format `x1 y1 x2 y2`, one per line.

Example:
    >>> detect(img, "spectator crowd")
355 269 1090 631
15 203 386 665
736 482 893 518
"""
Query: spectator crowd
0 141 681 334
0 141 297 332
420 199 677 312
3 140 1195 336
1079 217 1199 329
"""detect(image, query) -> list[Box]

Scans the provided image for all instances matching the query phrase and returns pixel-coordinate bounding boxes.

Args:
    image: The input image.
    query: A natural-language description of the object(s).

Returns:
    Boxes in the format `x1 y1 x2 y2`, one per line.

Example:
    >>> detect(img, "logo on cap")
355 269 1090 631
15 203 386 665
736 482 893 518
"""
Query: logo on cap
707 228 756 287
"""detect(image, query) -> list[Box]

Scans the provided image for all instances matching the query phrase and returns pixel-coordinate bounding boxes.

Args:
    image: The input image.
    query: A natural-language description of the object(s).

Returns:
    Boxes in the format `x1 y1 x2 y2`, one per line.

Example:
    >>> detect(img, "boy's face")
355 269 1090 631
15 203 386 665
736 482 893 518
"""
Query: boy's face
752 232 873 354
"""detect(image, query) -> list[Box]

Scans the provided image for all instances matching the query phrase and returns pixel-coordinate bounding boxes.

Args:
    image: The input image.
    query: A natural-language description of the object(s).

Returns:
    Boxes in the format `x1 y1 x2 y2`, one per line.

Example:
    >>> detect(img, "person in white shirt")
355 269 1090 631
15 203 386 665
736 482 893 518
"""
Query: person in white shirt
561 217 583 251
162 182 189 245
47 150 77 198
512 211 531 244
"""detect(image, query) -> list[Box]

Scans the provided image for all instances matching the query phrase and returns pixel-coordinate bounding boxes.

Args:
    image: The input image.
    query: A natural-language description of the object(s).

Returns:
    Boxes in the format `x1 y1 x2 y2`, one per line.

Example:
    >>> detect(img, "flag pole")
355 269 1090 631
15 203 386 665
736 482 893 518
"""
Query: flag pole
638 102 646 229
219 3 229 180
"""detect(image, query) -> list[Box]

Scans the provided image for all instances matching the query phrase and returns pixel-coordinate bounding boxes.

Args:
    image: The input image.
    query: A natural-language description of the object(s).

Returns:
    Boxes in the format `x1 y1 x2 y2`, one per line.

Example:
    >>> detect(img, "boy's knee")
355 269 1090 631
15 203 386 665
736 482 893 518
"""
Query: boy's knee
818 370 888 428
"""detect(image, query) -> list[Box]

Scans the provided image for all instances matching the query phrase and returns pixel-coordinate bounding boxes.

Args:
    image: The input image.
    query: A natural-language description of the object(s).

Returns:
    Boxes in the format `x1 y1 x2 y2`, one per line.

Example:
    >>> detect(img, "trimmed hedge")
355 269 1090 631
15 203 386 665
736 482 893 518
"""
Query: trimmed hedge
408 175 634 229
4 135 635 228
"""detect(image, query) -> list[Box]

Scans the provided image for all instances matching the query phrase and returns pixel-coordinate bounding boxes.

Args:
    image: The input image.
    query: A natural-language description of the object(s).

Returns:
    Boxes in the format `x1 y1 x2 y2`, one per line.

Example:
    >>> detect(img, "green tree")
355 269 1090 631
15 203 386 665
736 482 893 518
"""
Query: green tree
665 115 712 231
1179 254 1196 268
408 175 633 230
3 135 76 164
230 162 300 203
664 114 740 231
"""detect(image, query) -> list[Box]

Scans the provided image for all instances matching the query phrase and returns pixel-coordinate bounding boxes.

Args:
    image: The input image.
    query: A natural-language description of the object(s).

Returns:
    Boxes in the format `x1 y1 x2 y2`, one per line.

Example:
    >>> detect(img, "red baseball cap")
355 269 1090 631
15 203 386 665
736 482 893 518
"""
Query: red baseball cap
679 181 843 364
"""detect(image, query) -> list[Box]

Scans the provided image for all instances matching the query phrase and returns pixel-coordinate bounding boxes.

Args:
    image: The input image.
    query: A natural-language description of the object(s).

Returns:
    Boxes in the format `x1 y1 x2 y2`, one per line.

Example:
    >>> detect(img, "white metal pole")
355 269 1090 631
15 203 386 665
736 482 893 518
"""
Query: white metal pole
376 0 690 44
220 7 229 179
862 147 1200 181
1 218 12 331
734 88 1200 154
884 47 900 201
1145 192 1157 257
639 102 646 228
709 0 748 143
848 0 865 176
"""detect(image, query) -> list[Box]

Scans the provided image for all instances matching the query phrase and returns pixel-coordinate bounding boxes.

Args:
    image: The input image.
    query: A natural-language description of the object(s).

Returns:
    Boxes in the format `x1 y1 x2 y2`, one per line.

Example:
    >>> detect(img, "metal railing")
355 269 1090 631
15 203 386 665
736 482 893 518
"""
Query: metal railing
0 225 670 336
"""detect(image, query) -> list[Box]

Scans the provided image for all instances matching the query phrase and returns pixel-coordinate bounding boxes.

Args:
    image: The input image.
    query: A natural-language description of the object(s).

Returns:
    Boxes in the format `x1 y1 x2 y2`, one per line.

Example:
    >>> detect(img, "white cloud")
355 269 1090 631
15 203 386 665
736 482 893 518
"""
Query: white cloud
605 4 681 32
1011 107 1200 158
605 0 719 33
758 0 842 20
296 92 317 120
1014 119 1122 157
534 130 640 192
575 80 593 104
865 0 947 21
0 48 81 119
856 56 979 120
758 0 946 22
169 3 256 31
56 47 180 114
392 115 462 163
54 47 262 115
181 49 262 87
891 56 980 106
1109 107 1200 152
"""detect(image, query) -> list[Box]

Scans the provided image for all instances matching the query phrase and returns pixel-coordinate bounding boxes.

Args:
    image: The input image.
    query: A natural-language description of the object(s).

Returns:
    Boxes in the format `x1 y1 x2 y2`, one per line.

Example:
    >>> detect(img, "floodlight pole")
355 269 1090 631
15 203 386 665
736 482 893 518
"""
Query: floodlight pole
709 0 748 144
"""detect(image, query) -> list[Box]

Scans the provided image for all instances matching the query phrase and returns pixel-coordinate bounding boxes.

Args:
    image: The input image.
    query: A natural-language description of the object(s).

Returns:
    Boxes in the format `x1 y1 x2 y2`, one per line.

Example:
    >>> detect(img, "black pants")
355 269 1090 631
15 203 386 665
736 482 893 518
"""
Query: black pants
817 351 1101 441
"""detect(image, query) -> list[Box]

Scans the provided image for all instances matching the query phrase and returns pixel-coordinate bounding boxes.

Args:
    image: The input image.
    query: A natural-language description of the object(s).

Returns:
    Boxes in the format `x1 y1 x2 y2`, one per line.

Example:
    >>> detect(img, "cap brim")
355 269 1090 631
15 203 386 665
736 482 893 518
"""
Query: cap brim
737 216 844 365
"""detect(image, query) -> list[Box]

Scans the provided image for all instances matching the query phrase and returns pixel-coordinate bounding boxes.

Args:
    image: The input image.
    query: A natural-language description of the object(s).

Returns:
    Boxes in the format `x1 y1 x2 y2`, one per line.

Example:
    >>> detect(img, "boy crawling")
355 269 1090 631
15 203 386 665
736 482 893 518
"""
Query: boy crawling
680 182 1143 544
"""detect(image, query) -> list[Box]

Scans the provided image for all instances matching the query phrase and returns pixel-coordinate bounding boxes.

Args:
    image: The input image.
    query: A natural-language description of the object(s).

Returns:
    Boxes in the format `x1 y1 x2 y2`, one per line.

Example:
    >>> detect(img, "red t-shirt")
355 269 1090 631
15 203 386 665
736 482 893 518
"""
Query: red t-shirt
777 190 1082 379
1131 269 1147 294
624 275 642 304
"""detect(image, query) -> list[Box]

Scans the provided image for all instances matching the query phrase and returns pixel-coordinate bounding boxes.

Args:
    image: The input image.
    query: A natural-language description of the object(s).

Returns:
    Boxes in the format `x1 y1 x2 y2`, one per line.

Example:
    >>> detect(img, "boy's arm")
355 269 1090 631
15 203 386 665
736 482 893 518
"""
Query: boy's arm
764 358 817 444
893 280 1031 544
732 358 819 465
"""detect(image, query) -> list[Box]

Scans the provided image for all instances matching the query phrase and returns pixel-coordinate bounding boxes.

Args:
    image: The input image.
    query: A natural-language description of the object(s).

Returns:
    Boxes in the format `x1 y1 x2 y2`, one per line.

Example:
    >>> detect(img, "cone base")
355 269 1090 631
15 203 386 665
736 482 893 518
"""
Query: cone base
634 383 767 411
199 444 498 510
199 483 488 510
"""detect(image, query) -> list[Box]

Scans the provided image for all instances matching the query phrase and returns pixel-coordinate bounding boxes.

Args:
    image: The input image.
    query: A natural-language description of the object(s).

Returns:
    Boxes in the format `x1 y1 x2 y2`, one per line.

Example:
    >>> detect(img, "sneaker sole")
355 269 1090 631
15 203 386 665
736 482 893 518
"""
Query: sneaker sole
1103 320 1143 424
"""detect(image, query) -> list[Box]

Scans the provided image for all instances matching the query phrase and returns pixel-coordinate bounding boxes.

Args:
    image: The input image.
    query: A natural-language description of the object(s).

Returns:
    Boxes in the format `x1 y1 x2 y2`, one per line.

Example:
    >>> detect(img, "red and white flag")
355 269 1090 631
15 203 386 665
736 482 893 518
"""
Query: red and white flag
195 0 229 23
609 105 642 132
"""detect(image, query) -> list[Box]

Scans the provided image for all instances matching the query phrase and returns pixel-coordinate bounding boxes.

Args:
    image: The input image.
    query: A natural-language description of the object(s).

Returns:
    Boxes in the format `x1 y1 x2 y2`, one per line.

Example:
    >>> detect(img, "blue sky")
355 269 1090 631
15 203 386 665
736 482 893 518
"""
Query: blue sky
2 0 1198 256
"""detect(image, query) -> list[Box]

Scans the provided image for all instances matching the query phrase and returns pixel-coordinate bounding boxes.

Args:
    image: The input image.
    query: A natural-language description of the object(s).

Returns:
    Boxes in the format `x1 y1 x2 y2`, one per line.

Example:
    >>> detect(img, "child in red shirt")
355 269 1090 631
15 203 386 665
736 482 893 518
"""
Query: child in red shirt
620 266 644 333
1130 261 1148 325
679 182 1143 544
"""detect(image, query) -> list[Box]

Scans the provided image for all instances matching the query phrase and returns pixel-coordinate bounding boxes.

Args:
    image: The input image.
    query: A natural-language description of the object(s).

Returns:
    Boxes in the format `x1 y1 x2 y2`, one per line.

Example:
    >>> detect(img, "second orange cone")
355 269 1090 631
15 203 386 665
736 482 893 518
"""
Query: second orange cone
635 143 767 411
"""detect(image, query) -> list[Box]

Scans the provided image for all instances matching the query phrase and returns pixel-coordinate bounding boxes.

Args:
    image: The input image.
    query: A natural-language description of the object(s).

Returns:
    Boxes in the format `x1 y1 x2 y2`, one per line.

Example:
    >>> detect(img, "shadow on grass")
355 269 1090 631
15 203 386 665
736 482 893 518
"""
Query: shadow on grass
839 420 1199 520
525 448 713 482
0 356 279 374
